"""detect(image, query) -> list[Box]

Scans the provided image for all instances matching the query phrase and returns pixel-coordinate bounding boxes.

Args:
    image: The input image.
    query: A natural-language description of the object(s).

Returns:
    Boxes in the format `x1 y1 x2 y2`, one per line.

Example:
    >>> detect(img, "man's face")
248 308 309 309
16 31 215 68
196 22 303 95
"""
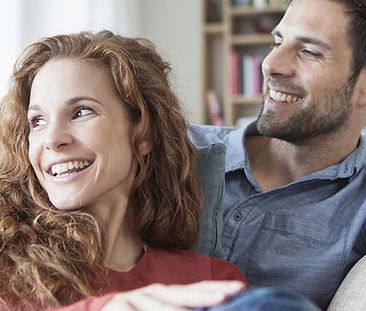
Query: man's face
258 0 355 143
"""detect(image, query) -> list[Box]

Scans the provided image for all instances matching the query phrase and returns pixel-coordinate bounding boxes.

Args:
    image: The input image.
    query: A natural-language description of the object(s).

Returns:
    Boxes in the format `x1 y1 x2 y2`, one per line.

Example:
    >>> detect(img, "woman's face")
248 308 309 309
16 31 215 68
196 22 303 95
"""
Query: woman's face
27 58 138 210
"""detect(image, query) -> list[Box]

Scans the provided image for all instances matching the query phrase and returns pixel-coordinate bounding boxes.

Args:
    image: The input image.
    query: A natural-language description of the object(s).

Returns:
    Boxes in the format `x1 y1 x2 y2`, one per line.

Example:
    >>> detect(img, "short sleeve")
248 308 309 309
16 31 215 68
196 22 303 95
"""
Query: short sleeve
47 293 114 311
210 257 250 288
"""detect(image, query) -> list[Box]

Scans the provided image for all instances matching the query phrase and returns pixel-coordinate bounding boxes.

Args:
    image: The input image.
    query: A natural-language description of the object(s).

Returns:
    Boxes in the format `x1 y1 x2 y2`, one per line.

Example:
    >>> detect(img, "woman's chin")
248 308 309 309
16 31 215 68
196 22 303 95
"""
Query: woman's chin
50 197 84 211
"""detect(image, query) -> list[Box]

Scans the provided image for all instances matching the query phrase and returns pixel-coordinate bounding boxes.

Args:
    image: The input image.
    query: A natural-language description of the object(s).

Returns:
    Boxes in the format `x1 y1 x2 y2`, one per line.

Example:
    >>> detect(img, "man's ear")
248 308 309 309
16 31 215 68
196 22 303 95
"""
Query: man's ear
355 69 366 108
138 141 152 156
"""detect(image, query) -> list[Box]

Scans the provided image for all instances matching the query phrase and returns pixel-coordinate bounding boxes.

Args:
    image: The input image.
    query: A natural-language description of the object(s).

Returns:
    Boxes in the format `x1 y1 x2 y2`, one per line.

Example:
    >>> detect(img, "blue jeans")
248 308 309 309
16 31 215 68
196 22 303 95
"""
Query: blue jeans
194 287 322 311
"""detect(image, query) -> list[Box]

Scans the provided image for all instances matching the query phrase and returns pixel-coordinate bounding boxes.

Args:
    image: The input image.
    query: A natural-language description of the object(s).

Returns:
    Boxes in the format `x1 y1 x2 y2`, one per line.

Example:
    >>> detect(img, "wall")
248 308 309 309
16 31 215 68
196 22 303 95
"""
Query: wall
0 0 203 123
0 0 23 98
140 0 203 123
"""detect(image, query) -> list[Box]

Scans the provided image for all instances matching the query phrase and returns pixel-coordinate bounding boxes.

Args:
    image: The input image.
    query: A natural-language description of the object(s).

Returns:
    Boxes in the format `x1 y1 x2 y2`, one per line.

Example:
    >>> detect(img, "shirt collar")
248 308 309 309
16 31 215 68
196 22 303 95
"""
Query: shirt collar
224 121 366 180
336 132 366 178
225 122 255 172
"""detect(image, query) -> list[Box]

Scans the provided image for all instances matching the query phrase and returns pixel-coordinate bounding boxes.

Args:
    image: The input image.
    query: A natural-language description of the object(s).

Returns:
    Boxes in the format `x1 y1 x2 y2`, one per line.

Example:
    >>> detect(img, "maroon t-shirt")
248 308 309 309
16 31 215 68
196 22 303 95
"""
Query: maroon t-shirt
50 248 248 311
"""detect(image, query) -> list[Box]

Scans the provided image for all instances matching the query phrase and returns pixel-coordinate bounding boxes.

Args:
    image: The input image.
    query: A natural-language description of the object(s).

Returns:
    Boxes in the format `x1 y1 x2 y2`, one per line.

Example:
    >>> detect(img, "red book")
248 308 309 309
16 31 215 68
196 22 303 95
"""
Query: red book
230 51 240 95
205 89 224 126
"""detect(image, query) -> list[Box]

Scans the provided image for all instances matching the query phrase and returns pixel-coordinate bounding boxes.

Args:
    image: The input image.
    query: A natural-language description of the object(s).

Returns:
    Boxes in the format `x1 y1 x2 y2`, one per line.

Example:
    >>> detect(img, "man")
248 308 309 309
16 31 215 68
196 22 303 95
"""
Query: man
190 0 366 309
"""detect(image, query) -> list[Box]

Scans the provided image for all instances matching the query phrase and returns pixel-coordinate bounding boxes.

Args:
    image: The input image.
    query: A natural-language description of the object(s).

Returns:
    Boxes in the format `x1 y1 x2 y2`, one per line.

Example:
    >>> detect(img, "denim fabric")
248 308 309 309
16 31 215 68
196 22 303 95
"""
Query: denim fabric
189 123 366 310
194 287 321 311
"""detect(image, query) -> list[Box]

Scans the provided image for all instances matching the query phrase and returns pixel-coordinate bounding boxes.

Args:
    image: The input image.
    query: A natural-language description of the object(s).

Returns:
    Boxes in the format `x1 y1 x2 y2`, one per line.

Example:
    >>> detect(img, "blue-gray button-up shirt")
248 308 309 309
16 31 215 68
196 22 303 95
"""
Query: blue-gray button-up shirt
189 122 366 310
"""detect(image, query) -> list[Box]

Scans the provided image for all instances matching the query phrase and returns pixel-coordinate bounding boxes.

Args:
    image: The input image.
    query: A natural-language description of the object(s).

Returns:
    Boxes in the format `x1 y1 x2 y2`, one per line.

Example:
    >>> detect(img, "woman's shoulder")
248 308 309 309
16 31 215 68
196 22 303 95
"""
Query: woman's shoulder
102 248 249 294
145 248 248 285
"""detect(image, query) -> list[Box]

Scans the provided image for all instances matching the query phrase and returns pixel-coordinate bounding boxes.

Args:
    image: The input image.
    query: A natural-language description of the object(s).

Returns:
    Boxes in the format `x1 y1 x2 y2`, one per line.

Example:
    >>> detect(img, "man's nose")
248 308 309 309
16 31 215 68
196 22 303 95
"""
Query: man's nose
262 44 296 78
43 120 73 151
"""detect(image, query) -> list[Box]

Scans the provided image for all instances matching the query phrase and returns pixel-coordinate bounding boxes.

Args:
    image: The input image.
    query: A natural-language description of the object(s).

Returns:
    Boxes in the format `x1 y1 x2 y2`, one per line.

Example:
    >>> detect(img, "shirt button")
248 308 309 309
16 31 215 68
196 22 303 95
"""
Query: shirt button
233 211 243 222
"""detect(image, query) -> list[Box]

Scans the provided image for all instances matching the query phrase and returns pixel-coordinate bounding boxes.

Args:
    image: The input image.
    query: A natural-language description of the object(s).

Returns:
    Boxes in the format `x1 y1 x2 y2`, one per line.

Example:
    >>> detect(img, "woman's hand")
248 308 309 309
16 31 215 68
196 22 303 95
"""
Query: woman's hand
102 280 246 311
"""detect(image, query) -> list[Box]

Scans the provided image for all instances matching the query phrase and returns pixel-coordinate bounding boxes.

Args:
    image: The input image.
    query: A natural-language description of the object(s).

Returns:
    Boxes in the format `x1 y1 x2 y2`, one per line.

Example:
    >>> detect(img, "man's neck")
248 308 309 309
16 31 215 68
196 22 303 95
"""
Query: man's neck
246 128 361 192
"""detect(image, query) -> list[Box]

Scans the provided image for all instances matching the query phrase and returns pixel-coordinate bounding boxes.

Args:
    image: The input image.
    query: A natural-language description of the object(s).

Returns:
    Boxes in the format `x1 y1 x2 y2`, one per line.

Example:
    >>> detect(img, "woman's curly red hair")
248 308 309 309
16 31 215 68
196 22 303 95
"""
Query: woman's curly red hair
0 30 202 309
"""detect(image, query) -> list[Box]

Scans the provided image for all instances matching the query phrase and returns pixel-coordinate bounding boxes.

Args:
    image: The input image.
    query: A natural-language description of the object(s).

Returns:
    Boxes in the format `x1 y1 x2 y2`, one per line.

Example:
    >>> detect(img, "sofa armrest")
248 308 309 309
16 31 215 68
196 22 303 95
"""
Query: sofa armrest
327 256 366 311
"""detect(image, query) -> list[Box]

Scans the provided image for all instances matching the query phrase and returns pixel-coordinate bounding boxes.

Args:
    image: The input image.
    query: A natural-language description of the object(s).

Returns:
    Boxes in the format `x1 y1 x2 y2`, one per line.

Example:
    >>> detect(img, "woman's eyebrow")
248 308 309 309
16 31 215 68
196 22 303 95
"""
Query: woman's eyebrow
66 96 102 106
28 96 102 112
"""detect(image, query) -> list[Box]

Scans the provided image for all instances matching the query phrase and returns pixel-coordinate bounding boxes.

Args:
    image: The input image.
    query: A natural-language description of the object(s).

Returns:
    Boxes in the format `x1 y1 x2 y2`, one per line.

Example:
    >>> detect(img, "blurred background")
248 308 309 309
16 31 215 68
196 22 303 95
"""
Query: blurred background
0 0 203 122
0 0 286 126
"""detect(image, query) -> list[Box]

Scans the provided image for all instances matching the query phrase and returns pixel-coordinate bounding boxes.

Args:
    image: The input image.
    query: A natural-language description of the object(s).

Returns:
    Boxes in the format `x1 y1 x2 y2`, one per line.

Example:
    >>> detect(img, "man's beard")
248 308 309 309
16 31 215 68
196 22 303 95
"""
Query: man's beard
257 80 354 144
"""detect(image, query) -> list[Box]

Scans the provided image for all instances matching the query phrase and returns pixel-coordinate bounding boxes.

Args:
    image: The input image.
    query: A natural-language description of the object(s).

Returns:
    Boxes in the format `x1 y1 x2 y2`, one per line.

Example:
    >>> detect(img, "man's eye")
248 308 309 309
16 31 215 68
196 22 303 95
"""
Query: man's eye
270 42 281 49
301 49 320 57
73 107 94 119
29 116 47 128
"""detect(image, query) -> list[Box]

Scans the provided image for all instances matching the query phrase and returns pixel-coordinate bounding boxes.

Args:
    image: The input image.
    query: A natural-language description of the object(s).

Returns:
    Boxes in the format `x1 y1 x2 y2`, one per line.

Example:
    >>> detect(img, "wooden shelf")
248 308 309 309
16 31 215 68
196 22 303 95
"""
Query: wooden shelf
203 23 225 36
232 95 262 105
202 0 286 125
231 33 274 46
230 6 286 16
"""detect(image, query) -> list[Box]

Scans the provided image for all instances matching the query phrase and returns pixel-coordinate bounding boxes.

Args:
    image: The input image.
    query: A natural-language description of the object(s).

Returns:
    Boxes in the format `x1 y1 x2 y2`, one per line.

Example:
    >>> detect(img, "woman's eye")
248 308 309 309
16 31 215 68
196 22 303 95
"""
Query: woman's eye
73 107 94 119
29 116 47 128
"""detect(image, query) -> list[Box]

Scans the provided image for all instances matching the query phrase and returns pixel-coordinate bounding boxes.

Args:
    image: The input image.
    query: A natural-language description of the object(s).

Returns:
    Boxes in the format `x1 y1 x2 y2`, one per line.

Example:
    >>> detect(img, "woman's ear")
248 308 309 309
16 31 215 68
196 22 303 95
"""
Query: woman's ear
138 141 152 156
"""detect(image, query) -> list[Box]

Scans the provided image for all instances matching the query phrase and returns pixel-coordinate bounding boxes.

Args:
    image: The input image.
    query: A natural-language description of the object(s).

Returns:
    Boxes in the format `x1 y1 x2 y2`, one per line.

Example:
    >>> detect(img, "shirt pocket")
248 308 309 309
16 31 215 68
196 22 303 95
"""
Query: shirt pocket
245 212 348 308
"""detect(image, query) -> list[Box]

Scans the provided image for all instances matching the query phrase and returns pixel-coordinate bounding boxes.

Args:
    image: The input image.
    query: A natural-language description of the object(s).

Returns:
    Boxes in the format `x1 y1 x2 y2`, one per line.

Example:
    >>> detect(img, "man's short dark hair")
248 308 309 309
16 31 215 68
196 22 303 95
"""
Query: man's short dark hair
286 0 366 85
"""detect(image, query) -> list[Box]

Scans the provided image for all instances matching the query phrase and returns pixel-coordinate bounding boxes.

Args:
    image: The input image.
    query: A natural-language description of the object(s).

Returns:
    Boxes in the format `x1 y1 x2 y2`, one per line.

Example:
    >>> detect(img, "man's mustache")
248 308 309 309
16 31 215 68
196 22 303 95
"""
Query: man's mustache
265 77 307 97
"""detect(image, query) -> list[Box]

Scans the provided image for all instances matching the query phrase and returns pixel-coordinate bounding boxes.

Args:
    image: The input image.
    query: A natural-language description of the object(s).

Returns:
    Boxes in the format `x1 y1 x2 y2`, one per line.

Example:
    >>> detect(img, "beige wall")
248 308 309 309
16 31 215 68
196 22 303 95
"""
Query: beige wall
140 0 203 123
0 0 203 123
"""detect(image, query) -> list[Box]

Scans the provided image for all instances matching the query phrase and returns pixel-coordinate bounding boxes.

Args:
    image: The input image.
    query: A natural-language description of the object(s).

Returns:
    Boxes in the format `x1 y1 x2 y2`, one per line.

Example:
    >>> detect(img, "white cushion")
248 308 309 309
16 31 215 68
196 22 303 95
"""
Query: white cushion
327 256 366 311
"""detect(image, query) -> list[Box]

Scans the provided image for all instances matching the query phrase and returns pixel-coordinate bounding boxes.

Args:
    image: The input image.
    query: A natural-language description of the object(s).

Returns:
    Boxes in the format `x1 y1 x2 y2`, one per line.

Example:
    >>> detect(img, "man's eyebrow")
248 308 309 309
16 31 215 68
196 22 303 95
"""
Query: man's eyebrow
271 30 331 50
271 29 283 38
28 96 102 112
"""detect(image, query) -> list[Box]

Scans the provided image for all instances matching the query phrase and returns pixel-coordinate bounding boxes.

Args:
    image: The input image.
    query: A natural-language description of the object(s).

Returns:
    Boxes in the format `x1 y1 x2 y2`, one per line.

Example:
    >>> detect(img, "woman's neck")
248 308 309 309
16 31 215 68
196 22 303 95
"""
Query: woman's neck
86 195 144 272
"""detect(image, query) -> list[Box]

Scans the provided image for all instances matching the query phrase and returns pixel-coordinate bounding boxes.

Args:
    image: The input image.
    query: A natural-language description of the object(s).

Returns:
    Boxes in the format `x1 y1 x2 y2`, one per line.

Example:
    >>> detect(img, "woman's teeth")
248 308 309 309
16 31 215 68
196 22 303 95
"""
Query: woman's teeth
269 89 302 103
50 160 92 176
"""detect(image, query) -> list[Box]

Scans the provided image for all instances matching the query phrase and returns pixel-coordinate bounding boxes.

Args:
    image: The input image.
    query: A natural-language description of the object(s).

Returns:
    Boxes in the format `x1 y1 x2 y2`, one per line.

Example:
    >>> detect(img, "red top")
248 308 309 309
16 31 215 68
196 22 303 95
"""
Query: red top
50 248 248 311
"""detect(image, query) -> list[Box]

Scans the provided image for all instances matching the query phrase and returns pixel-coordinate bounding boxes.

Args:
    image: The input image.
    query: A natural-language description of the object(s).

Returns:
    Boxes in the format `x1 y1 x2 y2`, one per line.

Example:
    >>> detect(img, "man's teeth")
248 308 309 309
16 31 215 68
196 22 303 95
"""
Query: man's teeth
51 160 92 176
269 89 301 103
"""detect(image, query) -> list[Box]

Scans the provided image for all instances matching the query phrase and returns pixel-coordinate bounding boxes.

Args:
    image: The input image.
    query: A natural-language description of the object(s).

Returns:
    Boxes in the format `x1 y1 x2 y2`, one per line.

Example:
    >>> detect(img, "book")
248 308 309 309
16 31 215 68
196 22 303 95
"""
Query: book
230 51 240 95
251 54 261 96
239 53 263 96
205 90 224 126
243 55 252 96
268 0 287 7
231 0 252 6
253 0 268 9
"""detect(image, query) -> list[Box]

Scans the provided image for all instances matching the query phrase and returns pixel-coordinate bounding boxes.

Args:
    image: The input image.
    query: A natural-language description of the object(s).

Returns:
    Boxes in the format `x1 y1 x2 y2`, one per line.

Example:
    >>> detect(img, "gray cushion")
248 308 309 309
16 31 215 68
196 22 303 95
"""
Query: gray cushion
192 143 226 258
327 256 366 311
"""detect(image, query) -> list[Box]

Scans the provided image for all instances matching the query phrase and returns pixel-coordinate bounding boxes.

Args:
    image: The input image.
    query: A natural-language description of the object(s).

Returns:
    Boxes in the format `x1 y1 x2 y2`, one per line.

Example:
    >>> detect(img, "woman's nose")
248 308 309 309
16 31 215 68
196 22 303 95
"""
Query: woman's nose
262 44 296 78
43 121 73 151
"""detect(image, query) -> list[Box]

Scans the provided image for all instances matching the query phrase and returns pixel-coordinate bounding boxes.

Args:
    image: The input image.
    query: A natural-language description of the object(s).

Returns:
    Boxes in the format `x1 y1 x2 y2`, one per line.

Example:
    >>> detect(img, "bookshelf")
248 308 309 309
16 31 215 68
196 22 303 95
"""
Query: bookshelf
202 0 287 126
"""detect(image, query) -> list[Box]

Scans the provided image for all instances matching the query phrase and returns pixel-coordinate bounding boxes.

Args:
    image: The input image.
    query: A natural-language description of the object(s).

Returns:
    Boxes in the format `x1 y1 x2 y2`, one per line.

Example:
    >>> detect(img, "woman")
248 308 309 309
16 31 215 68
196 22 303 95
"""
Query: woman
0 31 247 310
0 30 322 311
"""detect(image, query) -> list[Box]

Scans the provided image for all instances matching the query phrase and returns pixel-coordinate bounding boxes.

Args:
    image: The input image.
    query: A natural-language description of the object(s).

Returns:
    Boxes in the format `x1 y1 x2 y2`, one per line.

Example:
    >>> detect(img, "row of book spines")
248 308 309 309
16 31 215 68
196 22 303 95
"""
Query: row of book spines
230 51 263 96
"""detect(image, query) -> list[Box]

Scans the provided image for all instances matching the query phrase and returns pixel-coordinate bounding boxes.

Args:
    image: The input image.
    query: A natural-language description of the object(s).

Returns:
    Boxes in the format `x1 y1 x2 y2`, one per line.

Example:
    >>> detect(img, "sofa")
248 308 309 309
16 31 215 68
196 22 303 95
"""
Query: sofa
327 255 366 310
